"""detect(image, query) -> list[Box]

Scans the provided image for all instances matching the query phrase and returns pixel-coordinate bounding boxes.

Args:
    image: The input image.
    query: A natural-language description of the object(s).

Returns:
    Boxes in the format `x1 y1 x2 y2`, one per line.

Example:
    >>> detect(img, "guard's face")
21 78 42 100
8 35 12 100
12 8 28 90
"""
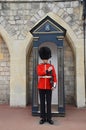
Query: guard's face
42 59 48 63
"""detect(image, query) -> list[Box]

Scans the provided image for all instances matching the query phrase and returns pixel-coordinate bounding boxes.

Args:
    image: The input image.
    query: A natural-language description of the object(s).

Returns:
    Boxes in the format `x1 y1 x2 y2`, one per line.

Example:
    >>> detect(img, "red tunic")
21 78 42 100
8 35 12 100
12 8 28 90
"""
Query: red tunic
37 63 57 90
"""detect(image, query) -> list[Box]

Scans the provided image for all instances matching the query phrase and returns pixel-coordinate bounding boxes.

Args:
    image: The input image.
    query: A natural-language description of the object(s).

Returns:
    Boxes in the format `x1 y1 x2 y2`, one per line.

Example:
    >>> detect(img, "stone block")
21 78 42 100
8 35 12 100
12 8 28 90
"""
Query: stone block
38 10 45 17
67 8 73 14
65 2 72 8
57 2 65 8
0 53 3 60
71 1 79 7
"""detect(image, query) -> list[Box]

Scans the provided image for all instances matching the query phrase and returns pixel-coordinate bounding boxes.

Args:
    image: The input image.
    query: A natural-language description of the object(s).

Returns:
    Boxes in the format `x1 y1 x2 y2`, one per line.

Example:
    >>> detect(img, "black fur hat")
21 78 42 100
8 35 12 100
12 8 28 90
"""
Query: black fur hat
38 46 51 60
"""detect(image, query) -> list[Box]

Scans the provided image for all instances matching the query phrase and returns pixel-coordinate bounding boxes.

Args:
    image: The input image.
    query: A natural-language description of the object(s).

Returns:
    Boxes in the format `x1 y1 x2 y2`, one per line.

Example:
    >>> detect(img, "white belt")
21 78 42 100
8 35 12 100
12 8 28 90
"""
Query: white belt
39 76 52 78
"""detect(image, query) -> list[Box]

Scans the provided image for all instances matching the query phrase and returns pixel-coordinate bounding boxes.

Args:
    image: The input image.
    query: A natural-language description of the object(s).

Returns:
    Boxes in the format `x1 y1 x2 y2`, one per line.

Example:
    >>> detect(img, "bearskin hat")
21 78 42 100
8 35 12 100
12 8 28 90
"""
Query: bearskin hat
38 46 51 60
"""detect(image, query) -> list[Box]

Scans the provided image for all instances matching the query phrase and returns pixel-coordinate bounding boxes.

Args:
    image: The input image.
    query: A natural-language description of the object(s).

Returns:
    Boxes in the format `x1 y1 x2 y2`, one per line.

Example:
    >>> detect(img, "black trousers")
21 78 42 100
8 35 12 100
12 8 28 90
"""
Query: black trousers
39 89 52 120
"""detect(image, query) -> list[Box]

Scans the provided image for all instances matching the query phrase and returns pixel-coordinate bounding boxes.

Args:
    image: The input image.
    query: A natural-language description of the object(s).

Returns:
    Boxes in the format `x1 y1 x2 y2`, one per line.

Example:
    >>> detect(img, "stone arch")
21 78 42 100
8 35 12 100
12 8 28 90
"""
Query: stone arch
29 2 82 39
26 12 85 107
0 25 12 54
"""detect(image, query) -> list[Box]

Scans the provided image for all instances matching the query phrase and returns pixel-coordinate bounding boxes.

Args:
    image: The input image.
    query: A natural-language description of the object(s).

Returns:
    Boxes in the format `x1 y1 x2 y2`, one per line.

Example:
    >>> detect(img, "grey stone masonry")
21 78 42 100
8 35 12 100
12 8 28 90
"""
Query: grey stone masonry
64 39 75 104
0 36 10 104
0 1 83 39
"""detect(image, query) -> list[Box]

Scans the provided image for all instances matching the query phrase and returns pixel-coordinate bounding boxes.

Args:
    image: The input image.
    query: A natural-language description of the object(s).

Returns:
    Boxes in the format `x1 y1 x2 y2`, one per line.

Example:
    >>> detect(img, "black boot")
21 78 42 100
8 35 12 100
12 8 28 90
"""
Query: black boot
39 118 46 124
47 119 54 125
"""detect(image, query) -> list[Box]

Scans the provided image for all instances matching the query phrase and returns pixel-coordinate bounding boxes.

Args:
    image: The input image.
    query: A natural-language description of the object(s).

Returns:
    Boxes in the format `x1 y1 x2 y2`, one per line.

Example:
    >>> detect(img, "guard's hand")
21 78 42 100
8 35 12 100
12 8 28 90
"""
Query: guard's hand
48 66 53 72
53 82 56 88
51 87 55 90
52 83 56 90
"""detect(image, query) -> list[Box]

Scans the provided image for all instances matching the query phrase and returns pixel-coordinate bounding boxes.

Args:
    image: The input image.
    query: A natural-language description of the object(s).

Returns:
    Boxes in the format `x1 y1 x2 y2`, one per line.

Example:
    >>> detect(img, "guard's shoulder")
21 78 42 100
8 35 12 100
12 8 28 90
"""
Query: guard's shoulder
50 64 54 68
48 63 53 66
37 63 43 66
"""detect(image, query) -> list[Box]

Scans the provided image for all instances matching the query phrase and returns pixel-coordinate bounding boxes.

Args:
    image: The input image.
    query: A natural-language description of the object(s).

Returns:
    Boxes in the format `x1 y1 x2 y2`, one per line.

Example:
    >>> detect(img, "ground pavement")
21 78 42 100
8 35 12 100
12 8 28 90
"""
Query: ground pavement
0 105 86 130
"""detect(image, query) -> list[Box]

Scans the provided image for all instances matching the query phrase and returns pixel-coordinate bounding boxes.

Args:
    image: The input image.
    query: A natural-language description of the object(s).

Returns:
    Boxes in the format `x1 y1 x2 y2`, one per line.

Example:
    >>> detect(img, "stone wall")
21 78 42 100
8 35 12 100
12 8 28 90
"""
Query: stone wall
64 39 75 104
0 1 83 40
0 36 10 104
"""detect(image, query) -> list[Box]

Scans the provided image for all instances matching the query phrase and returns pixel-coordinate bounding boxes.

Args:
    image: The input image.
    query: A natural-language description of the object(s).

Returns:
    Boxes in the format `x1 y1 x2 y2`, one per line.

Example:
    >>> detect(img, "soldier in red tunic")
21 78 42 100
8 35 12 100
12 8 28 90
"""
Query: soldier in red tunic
37 47 57 124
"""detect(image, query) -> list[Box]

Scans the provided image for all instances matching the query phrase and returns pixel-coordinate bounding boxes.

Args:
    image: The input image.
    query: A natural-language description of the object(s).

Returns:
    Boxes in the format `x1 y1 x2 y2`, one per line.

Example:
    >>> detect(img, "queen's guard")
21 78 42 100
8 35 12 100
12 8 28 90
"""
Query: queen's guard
37 46 57 124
